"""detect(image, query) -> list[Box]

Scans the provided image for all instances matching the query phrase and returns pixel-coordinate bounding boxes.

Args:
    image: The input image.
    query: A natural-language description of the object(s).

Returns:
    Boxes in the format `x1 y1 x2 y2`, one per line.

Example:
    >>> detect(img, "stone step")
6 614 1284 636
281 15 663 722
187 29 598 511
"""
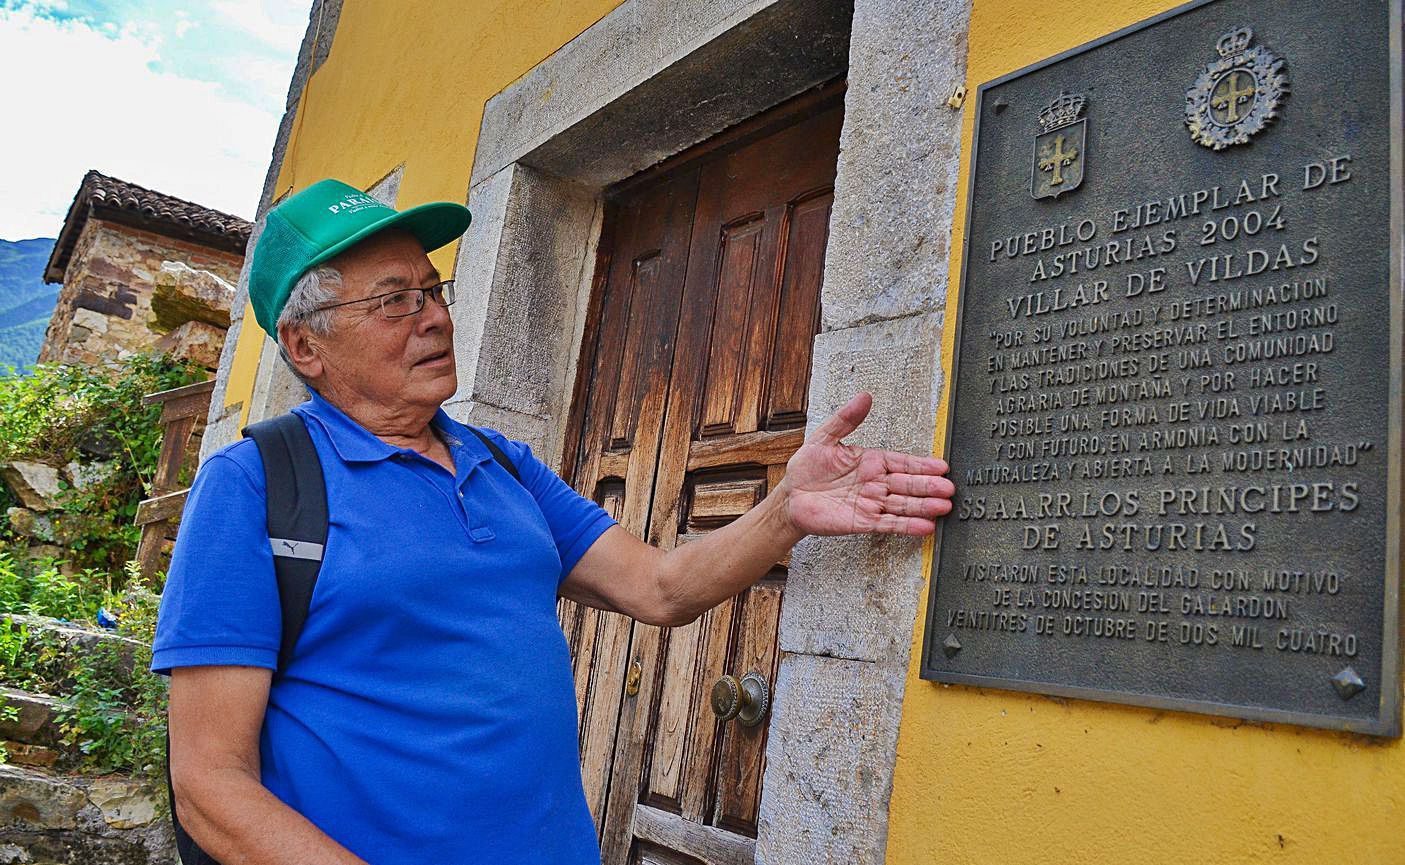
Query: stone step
1 740 61 769
0 763 174 863
0 687 68 751
2 614 150 693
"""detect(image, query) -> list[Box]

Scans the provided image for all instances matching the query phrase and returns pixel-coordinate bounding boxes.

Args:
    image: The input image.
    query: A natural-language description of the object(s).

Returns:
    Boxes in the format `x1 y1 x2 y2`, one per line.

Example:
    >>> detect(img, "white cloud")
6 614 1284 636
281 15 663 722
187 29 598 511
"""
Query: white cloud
0 6 282 240
209 0 304 52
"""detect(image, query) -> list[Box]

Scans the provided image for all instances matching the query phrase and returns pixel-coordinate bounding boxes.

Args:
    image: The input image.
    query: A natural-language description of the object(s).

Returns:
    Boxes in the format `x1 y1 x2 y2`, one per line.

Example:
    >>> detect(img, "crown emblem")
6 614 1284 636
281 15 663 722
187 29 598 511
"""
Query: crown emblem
1185 27 1288 150
1038 91 1086 134
1031 91 1088 200
1215 26 1254 57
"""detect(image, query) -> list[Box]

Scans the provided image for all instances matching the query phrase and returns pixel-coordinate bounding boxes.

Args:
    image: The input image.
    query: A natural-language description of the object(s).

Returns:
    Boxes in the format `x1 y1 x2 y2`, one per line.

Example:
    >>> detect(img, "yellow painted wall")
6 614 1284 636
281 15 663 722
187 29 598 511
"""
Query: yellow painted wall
223 0 627 421
885 2 1405 864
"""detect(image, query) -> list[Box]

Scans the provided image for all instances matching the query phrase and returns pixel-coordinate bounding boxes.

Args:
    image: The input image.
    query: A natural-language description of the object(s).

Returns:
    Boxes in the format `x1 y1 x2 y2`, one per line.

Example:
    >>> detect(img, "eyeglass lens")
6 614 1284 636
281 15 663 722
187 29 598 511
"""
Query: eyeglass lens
382 281 455 318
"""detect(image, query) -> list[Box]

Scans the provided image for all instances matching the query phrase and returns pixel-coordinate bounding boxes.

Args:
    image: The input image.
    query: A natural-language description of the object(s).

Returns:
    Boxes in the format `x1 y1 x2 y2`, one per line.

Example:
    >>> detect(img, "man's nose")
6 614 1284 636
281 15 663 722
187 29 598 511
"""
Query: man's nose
415 291 454 334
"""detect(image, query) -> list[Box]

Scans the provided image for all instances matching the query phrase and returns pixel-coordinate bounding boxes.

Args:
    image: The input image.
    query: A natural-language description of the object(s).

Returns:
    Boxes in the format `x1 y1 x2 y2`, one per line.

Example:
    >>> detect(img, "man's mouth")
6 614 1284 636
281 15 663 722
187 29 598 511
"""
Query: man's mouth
414 349 452 368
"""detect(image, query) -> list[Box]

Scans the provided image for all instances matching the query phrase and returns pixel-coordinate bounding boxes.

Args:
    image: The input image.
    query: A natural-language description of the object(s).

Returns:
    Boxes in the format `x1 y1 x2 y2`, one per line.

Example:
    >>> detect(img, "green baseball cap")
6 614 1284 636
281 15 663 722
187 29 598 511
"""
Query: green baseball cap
247 178 471 336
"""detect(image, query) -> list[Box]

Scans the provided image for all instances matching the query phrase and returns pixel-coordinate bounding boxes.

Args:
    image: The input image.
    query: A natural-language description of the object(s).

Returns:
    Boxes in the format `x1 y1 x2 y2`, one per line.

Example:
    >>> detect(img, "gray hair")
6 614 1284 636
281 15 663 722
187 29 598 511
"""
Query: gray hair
276 266 342 383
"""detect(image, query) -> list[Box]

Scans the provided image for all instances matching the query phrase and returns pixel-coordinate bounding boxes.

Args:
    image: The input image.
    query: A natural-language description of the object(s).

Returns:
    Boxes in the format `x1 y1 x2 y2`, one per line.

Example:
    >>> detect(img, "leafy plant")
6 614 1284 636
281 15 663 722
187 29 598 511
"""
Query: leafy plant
0 564 170 781
0 352 204 571
0 550 111 622
55 633 167 778
0 552 22 613
0 615 63 693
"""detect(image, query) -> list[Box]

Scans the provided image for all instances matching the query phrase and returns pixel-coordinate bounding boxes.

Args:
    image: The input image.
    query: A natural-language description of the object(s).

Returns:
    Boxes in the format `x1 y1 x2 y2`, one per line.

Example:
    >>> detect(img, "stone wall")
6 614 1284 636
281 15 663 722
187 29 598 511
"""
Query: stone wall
0 617 174 865
38 220 241 368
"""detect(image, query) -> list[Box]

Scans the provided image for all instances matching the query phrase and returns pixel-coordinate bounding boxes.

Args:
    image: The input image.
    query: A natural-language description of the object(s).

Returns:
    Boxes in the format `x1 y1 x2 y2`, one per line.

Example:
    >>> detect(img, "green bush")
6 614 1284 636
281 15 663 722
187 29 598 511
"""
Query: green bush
57 635 167 778
0 353 198 781
0 551 112 622
0 352 204 571
0 572 170 779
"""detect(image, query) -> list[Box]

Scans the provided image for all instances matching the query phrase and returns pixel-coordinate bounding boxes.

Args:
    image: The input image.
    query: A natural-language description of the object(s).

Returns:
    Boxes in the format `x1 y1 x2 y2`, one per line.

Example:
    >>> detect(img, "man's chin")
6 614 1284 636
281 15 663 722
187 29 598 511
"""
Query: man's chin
413 366 459 403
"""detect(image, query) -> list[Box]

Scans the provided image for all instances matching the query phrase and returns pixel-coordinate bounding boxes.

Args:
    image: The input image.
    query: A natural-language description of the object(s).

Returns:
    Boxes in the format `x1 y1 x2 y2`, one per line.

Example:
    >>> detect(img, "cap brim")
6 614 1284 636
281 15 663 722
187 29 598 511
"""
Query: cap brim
307 200 472 270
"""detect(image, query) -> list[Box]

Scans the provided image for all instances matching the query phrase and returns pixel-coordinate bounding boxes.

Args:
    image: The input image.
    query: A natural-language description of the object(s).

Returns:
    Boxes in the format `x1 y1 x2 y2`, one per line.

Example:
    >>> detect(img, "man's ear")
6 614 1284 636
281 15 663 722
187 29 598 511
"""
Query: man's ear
278 322 325 383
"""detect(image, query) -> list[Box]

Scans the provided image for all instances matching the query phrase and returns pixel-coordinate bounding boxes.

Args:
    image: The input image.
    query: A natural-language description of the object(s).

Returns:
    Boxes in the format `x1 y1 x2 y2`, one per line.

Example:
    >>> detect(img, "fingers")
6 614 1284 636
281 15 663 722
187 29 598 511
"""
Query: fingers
874 512 937 536
881 450 950 476
810 391 873 447
884 473 956 499
881 493 953 519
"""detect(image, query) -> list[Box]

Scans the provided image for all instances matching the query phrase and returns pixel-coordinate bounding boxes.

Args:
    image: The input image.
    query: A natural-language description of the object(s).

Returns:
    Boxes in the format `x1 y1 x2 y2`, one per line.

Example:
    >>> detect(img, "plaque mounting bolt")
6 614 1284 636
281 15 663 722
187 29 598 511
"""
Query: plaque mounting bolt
943 634 962 658
946 84 967 110
1329 666 1365 701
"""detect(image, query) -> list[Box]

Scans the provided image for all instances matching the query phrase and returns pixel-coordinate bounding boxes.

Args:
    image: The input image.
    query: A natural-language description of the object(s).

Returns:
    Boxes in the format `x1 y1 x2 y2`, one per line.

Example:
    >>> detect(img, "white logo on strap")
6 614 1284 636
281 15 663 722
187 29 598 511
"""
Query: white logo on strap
270 538 324 561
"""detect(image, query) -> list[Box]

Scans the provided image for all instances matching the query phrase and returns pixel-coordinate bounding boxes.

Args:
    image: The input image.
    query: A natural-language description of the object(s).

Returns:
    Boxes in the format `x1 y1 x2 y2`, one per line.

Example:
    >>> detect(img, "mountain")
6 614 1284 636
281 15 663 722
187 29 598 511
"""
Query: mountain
0 238 59 373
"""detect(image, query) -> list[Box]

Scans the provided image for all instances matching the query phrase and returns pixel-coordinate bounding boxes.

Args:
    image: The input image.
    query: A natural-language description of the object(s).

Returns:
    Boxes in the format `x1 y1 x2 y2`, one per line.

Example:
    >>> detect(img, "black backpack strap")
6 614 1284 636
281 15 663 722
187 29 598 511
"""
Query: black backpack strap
170 415 326 865
242 413 329 672
466 426 520 483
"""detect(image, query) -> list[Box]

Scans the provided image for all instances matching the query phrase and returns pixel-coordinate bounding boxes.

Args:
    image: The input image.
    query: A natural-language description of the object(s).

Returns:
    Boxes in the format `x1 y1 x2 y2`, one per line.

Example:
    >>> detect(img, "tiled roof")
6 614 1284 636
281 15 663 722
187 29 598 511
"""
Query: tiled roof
44 171 254 283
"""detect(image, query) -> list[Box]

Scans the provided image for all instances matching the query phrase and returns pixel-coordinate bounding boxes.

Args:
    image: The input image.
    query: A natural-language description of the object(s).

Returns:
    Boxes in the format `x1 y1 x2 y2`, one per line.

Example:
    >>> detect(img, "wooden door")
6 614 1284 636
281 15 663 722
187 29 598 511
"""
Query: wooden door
560 87 843 865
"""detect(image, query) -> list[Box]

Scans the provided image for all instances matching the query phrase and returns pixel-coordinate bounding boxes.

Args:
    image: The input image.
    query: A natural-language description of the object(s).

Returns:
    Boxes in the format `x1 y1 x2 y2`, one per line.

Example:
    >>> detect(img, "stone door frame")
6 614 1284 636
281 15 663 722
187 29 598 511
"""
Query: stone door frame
448 0 972 862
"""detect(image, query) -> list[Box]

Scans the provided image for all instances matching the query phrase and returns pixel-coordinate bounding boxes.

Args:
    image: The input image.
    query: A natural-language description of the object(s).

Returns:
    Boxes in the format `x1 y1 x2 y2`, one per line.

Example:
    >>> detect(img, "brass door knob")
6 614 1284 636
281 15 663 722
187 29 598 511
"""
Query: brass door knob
710 672 770 727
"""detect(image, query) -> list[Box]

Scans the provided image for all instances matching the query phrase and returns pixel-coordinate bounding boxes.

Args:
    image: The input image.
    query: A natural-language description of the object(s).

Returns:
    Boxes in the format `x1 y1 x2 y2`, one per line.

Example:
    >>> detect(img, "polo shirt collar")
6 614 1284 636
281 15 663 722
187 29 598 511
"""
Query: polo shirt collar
293 389 495 473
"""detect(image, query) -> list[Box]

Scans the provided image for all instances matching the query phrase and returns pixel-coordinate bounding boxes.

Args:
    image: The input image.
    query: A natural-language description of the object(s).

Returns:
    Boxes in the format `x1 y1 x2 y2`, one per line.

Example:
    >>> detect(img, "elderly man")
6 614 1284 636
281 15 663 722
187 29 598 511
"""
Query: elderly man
153 178 955 865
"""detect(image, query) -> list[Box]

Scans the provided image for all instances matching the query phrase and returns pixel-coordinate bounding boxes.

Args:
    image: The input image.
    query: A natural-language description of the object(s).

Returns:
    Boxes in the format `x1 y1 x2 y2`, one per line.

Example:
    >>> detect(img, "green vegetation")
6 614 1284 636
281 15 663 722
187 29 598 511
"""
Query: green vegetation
0 352 206 781
0 581 168 778
0 352 205 571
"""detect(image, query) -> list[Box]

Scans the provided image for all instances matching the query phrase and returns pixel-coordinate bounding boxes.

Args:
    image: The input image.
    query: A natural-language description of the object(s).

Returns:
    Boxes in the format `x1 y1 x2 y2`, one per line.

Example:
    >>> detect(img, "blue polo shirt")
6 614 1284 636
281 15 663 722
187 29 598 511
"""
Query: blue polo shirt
152 390 615 864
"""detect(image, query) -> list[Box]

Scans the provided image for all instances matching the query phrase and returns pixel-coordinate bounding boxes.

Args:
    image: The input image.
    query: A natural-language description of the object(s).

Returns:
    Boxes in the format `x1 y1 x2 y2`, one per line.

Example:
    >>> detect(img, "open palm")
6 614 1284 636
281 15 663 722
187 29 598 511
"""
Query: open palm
780 392 956 537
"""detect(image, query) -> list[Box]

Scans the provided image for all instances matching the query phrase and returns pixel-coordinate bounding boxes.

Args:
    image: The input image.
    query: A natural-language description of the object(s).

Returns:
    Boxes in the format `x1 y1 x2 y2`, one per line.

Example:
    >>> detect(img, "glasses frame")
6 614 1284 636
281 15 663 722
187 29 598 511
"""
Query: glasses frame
314 279 456 319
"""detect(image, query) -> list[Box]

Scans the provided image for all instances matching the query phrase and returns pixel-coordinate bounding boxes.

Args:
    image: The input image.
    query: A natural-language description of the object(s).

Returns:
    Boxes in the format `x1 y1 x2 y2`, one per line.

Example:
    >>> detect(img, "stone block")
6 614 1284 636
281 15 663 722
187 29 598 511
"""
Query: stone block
0 765 85 830
3 616 149 693
0 463 62 512
820 0 972 332
85 779 158 830
780 314 943 663
456 164 598 462
1 742 59 769
70 308 109 336
155 320 226 369
756 654 907 865
246 333 308 424
150 261 235 332
443 400 552 465
451 165 515 405
783 534 929 663
804 314 945 454
63 461 115 492
0 689 65 749
22 545 65 563
6 509 54 543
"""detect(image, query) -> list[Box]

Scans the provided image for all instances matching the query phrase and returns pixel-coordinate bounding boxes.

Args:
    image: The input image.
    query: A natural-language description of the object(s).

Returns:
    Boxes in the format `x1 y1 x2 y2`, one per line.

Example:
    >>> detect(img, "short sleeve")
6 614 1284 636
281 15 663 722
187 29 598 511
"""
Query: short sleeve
491 434 617 580
150 442 282 675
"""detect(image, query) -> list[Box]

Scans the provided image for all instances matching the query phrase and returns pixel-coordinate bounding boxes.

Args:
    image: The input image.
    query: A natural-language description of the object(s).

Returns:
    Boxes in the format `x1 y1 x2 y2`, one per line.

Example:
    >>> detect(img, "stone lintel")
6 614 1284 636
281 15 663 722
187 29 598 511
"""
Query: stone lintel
472 0 853 189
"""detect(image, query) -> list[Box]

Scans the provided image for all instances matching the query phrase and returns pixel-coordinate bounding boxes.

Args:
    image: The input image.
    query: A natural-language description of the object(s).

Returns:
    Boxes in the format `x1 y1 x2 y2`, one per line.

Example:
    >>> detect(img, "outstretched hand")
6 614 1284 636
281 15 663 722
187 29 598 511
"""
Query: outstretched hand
779 392 955 538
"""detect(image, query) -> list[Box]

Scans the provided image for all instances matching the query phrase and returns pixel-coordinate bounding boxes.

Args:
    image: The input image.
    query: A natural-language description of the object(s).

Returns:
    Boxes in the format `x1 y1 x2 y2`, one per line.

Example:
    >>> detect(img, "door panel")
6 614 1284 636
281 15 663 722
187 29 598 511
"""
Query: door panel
568 169 700 825
562 87 843 864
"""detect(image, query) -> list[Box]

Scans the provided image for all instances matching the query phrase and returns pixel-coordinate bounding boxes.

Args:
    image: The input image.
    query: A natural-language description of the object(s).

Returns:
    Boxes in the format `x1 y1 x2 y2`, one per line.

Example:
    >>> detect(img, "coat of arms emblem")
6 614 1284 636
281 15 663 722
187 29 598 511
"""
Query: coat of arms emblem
1032 91 1086 200
1185 27 1289 150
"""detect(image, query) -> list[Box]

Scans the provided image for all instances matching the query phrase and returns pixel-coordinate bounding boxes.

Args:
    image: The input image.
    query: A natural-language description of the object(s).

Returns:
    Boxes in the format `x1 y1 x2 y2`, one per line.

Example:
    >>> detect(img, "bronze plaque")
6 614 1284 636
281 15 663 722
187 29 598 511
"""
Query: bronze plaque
922 0 1404 735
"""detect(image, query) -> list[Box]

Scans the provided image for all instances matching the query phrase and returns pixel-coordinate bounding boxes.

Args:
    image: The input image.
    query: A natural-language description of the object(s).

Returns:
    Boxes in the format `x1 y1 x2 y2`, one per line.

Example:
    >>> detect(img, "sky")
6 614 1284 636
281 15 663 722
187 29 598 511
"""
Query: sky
0 0 306 241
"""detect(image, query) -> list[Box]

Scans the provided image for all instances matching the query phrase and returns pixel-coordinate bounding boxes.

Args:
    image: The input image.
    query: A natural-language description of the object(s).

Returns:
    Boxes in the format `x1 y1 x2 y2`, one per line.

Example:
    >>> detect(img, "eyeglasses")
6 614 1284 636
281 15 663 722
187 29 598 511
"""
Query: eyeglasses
315 280 456 319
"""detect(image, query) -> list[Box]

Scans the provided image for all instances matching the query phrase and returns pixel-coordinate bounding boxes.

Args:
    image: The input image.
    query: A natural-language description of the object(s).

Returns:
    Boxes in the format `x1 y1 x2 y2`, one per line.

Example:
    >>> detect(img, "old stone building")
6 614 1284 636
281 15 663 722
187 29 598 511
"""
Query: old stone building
39 171 250 370
199 1 1402 864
